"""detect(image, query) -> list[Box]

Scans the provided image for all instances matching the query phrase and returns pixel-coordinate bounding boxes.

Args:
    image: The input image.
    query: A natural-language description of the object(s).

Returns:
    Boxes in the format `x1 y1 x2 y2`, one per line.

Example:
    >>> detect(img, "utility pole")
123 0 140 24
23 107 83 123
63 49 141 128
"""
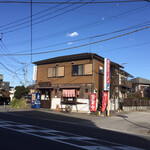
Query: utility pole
25 63 28 87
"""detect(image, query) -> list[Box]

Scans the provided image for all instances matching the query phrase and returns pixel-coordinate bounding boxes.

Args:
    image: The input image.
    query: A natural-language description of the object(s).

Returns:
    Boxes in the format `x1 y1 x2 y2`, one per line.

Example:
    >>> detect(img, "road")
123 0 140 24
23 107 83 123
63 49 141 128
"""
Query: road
0 109 150 150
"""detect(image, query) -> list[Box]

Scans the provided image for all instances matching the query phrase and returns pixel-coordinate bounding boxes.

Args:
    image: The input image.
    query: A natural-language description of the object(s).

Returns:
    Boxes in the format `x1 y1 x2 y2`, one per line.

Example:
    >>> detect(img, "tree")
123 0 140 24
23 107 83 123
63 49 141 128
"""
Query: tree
14 86 29 99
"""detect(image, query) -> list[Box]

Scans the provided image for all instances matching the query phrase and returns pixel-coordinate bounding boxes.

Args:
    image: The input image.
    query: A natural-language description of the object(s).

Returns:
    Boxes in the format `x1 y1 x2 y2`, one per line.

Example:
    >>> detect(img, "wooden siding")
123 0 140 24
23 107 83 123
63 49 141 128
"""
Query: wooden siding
37 59 93 85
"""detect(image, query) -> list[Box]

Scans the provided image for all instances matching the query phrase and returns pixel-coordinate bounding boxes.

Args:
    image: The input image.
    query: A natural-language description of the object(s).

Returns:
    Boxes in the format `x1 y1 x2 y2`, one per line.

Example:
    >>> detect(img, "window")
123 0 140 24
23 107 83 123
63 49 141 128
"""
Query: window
72 64 92 76
48 67 64 77
72 65 83 75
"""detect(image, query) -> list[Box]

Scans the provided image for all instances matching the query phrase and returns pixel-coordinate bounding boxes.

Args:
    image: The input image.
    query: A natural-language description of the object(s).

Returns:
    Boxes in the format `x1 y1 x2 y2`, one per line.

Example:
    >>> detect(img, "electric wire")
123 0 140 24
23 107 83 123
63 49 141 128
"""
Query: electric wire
0 0 71 28
3 4 149 47
0 1 147 4
0 0 77 32
15 20 150 54
2 0 92 34
0 25 149 56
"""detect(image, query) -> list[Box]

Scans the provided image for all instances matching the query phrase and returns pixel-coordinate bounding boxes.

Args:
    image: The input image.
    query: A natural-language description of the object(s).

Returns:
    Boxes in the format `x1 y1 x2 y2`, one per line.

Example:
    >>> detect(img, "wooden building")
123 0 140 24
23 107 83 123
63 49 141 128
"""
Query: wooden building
33 53 125 112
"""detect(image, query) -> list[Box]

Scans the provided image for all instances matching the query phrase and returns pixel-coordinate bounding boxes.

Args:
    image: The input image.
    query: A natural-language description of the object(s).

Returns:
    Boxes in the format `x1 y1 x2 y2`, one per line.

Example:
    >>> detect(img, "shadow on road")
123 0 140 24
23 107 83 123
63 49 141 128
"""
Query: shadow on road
0 108 150 150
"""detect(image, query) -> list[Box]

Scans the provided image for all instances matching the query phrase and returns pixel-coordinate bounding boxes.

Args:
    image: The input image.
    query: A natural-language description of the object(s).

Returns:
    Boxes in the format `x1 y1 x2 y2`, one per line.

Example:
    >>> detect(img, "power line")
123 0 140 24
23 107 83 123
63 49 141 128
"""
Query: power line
99 41 150 53
0 0 78 32
0 40 24 64
2 0 90 34
0 25 149 56
30 0 33 62
16 20 150 54
0 62 24 75
3 4 149 46
0 1 147 4
0 1 70 28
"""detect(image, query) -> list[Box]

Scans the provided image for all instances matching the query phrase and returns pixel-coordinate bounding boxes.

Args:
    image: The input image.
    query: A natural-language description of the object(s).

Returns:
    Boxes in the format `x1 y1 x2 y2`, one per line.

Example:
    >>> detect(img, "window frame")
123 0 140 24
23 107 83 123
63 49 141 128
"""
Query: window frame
72 63 92 76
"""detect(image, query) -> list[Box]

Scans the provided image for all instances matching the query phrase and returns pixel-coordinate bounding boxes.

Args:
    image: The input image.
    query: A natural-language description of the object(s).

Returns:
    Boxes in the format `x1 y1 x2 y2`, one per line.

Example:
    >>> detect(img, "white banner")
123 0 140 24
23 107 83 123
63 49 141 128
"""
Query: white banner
104 58 110 91
33 66 37 81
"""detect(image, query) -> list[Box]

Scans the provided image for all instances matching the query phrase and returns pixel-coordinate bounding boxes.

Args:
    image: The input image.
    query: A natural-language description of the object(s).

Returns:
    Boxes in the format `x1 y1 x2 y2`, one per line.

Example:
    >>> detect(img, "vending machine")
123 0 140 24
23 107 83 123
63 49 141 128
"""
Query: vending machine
31 93 40 109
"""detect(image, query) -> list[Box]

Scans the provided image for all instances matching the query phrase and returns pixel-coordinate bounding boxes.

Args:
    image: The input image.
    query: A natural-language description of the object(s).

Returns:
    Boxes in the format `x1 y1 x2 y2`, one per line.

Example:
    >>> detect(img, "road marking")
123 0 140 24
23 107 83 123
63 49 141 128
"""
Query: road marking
0 119 143 150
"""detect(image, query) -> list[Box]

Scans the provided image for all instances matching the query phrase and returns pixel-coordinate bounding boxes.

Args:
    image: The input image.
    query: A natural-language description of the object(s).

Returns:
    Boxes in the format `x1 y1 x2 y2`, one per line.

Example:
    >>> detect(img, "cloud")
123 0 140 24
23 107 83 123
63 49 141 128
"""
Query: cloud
67 32 79 37
67 42 73 45
101 17 105 21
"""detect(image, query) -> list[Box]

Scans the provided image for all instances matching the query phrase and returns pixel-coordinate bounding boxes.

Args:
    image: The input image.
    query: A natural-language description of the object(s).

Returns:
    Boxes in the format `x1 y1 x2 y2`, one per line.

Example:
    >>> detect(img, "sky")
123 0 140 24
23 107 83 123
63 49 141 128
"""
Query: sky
0 0 150 87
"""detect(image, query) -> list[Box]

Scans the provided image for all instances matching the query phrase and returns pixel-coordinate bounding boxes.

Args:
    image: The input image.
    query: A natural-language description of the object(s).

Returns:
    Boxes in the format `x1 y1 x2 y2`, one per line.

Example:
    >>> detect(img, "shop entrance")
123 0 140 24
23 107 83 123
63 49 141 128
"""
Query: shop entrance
40 89 51 108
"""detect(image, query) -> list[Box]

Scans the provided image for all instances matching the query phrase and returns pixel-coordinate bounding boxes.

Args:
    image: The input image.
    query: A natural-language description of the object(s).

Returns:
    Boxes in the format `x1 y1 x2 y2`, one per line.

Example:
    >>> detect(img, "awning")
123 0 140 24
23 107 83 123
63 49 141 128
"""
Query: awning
62 89 75 97
60 85 80 89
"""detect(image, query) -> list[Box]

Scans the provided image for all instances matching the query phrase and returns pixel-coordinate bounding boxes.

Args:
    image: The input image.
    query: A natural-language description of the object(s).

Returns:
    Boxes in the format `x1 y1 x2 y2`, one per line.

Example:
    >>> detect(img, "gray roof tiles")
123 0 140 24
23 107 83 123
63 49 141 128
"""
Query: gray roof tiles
130 77 150 85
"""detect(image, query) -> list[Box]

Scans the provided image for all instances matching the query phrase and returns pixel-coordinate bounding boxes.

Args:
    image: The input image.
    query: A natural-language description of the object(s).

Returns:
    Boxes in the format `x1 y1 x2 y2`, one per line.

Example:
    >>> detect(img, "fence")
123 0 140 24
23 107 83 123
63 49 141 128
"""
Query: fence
124 99 150 106
123 99 150 111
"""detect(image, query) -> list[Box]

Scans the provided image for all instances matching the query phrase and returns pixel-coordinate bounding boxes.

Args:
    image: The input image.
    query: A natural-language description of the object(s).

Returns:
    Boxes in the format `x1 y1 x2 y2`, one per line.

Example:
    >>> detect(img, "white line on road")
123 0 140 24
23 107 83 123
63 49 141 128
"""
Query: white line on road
0 119 143 150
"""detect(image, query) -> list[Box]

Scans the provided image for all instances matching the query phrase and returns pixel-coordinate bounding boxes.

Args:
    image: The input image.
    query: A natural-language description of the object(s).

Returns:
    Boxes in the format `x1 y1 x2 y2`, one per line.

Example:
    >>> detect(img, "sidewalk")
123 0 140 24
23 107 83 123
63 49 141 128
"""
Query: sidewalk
38 108 150 136
0 105 150 136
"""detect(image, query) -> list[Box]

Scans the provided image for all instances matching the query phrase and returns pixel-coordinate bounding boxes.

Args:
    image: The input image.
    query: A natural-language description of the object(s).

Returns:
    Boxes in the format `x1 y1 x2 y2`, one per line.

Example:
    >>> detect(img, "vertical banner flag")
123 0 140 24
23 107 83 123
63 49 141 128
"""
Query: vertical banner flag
33 66 37 81
102 92 108 112
90 93 97 112
104 58 110 91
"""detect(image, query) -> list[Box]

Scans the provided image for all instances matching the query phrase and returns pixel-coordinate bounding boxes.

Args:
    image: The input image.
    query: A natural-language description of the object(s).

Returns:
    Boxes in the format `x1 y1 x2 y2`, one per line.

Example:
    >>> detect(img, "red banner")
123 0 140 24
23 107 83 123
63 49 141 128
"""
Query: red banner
102 92 108 112
62 89 75 97
90 93 97 112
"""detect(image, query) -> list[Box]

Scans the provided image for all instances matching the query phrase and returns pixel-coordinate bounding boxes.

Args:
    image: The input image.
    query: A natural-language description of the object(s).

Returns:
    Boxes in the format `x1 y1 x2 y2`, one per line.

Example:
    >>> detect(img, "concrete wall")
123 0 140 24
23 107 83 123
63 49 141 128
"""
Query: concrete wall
110 98 119 110
51 98 98 113
124 106 150 111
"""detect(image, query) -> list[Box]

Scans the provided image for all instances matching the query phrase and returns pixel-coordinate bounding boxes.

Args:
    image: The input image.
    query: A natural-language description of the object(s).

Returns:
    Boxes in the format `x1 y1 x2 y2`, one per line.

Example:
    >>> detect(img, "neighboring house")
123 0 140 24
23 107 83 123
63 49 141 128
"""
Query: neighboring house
2 82 10 91
130 77 150 98
33 53 130 112
109 68 133 110
9 86 15 101
28 84 36 94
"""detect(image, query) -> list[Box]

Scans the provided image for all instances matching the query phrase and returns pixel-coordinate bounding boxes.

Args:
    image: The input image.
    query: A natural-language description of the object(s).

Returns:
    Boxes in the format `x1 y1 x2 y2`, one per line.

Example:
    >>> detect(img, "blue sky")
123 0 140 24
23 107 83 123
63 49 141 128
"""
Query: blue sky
0 0 150 87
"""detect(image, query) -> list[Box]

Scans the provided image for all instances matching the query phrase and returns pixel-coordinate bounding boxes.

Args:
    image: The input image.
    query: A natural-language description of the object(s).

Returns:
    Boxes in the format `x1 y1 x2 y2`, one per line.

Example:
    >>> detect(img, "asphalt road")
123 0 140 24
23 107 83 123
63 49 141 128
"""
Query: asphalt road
0 110 150 150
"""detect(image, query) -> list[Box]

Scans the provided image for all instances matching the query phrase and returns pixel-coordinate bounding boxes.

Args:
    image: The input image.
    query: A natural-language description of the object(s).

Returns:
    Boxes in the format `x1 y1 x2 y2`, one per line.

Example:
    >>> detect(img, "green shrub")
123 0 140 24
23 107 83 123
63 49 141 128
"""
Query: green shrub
10 98 27 108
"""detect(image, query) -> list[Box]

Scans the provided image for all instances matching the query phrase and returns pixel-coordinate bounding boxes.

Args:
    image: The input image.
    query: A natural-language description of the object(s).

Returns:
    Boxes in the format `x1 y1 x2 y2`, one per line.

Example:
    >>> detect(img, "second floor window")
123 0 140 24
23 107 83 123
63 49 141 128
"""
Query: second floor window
48 67 64 77
72 65 83 75
72 64 92 76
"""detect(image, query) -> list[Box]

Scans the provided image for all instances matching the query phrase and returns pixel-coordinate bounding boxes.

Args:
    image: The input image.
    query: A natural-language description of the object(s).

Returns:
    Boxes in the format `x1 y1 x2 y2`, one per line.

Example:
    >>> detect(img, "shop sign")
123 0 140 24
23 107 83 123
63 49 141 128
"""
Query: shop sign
104 58 110 91
63 89 75 97
102 92 108 112
90 93 97 112
38 82 51 87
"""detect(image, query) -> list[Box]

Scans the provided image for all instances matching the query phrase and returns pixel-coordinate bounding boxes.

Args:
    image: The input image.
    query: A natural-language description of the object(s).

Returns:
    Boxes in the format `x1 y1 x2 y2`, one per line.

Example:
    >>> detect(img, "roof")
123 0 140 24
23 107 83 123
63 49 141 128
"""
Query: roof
33 53 123 68
130 77 150 85
119 69 133 78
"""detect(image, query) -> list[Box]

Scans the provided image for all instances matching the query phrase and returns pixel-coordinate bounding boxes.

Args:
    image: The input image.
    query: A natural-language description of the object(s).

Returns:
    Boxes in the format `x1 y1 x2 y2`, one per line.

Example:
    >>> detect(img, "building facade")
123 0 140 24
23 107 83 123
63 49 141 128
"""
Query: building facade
130 77 150 98
33 53 127 112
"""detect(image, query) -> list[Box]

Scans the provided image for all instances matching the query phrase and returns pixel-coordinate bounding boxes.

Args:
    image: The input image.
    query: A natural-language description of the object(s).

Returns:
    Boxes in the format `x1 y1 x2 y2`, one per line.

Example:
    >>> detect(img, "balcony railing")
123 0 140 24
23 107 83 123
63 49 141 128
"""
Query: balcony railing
120 78 132 88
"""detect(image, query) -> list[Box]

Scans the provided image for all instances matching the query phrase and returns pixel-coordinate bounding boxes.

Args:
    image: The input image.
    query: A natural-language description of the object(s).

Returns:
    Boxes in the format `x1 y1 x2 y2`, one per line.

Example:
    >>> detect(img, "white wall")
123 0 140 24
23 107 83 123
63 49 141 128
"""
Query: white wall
51 98 98 113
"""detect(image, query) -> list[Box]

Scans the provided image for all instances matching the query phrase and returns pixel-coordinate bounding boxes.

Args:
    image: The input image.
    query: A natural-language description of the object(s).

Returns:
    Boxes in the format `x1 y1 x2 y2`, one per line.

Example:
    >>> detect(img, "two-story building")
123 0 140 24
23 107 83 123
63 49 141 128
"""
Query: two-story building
33 53 128 112
130 77 150 98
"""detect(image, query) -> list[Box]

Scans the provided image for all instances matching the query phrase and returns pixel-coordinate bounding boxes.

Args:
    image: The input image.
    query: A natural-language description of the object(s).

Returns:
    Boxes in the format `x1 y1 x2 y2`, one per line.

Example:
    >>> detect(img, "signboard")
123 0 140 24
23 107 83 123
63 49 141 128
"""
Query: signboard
90 93 97 112
102 92 108 112
33 66 37 81
104 58 110 91
62 89 75 97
